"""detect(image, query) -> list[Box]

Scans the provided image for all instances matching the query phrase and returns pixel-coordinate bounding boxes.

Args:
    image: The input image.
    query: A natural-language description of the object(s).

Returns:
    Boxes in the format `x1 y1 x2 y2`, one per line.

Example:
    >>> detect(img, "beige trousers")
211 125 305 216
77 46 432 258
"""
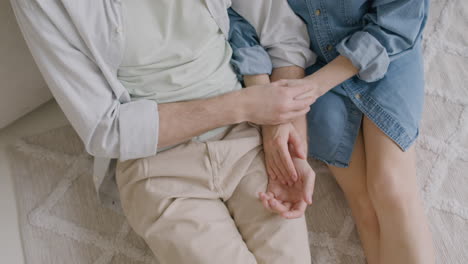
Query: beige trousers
116 123 311 264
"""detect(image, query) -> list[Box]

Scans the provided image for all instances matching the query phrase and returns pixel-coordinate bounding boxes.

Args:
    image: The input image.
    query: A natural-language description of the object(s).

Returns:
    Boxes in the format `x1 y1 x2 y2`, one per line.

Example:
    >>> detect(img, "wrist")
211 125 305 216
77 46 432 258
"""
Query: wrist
304 55 359 96
304 76 328 97
262 123 291 142
230 89 250 123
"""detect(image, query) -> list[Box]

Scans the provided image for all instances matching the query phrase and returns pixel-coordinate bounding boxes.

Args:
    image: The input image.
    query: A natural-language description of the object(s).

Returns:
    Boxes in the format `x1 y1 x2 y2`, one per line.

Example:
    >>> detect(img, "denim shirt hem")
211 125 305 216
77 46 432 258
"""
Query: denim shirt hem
343 80 418 151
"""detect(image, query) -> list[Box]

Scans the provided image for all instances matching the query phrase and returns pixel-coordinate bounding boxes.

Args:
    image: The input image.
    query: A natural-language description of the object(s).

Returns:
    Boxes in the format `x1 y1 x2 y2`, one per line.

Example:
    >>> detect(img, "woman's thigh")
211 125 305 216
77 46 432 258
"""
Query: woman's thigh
362 116 419 205
328 128 368 201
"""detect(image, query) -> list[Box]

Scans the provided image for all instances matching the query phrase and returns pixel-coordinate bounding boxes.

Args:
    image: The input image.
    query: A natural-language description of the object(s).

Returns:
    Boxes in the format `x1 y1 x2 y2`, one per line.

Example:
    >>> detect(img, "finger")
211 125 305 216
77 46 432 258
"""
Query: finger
288 96 314 111
265 156 278 180
270 158 286 185
276 147 294 185
259 192 273 212
271 79 288 87
267 164 278 181
279 107 310 124
265 191 275 200
283 202 293 209
271 151 287 185
283 79 303 87
288 129 307 160
282 201 307 219
302 170 316 205
278 143 298 183
295 90 318 100
288 84 312 98
273 150 290 185
269 198 290 214
294 95 317 108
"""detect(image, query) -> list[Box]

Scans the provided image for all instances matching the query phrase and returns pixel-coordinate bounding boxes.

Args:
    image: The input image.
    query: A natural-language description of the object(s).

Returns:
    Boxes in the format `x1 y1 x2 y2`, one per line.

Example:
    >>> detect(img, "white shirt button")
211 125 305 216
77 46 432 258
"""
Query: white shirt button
115 27 122 34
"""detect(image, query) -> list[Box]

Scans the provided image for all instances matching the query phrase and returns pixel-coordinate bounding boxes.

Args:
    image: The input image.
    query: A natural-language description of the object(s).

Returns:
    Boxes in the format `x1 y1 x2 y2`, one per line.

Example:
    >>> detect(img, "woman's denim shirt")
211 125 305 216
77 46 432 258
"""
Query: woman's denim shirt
228 8 273 79
230 0 429 82
230 0 430 166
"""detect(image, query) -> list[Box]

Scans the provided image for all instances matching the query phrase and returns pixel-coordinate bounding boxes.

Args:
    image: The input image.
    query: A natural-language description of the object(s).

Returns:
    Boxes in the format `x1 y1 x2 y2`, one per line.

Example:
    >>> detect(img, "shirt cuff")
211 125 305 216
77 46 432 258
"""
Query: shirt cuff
231 45 273 76
336 31 390 83
268 44 317 69
118 99 159 161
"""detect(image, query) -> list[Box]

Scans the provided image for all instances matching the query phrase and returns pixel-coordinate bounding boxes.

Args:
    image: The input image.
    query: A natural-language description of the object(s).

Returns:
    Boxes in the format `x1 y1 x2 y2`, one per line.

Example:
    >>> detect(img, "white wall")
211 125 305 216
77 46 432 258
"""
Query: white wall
0 0 52 129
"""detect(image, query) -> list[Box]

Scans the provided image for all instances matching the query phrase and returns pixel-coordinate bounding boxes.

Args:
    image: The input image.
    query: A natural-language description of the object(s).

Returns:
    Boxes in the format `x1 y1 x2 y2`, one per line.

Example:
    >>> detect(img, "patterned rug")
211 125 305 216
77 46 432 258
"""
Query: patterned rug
7 0 468 263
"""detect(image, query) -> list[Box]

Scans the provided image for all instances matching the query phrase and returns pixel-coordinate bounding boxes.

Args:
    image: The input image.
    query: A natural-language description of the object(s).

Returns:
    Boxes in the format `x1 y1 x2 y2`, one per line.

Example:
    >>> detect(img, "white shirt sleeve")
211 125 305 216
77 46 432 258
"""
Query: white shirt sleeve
230 0 317 69
11 0 159 161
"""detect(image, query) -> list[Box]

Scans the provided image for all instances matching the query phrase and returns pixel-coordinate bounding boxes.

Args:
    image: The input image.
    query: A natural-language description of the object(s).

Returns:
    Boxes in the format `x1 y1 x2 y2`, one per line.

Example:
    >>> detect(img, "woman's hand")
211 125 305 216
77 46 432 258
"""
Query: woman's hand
262 123 307 186
283 79 325 102
259 157 316 219
239 80 315 125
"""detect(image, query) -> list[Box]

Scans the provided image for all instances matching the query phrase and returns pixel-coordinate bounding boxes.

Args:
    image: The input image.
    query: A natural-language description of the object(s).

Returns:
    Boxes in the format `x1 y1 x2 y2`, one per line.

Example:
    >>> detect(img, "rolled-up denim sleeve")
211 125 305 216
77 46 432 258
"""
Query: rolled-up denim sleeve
336 0 428 82
231 0 316 69
228 8 272 76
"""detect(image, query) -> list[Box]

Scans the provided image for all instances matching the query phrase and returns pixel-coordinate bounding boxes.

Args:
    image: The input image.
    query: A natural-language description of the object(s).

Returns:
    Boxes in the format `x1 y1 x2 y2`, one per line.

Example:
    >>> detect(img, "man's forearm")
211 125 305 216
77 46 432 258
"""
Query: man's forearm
158 74 270 148
157 91 244 148
156 69 316 149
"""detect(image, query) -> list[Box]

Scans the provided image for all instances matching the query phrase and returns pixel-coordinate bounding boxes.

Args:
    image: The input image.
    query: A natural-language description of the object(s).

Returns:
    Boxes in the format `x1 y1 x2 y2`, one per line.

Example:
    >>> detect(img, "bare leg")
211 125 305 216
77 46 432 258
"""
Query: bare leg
328 129 380 264
362 116 435 264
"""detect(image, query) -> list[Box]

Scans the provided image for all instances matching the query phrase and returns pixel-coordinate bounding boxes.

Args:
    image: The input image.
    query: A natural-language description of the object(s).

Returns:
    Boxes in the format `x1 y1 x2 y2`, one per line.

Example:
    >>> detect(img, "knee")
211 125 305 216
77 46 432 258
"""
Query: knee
367 169 415 211
349 192 378 227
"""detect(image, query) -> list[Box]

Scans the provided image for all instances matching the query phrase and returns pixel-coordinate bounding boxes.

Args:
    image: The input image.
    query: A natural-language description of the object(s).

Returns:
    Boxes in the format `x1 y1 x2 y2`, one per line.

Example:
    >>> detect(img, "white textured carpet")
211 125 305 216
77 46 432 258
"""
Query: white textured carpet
8 0 468 263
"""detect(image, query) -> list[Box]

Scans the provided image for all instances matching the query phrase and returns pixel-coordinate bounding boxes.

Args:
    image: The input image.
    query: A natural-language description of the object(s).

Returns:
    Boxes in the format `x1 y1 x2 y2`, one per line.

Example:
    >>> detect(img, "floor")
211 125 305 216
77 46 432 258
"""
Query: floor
0 100 68 264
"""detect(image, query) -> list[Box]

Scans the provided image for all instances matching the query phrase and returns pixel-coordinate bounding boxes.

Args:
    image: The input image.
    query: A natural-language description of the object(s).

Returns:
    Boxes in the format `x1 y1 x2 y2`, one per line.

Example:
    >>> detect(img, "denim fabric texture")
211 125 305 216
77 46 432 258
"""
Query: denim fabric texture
228 8 273 78
230 0 429 167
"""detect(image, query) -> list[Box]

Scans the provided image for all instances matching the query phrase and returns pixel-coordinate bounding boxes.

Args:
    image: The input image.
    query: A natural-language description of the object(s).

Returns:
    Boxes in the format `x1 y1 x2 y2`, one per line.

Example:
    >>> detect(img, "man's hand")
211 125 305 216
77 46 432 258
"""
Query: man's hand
262 123 307 186
259 157 316 219
240 80 315 125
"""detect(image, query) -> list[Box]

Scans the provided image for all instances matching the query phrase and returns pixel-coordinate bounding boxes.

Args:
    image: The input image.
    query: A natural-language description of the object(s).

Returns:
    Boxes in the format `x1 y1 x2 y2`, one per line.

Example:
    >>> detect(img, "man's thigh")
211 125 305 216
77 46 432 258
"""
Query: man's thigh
115 154 257 264
115 140 217 235
145 197 257 264
226 151 311 264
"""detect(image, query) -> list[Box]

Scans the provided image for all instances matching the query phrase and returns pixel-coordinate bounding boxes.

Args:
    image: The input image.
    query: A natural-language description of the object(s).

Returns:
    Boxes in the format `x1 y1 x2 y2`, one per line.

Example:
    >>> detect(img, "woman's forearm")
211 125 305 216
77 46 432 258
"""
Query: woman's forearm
243 74 271 87
303 55 359 97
